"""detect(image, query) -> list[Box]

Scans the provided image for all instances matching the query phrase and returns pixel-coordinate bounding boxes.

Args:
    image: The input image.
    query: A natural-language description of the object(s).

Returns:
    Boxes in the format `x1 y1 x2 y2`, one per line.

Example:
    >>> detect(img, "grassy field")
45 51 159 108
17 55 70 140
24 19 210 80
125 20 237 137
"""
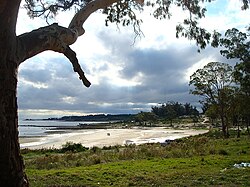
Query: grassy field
23 130 250 186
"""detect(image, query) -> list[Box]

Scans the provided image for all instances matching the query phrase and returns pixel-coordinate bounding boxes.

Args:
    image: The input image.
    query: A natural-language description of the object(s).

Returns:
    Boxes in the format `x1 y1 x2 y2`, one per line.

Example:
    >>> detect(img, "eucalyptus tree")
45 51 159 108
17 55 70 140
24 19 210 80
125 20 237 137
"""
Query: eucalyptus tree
189 62 233 137
219 26 250 135
0 0 249 186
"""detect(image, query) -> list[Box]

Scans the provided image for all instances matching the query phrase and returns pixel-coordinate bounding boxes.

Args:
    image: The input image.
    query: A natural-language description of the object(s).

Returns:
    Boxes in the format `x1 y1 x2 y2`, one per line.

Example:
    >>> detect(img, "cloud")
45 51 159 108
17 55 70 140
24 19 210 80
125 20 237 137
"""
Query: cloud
16 1 250 119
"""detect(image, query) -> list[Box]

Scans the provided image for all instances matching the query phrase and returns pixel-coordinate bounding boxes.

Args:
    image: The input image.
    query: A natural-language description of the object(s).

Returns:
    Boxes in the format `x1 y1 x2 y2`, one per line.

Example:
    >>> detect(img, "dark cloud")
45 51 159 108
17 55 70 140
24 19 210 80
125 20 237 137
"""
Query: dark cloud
17 24 233 119
19 68 52 83
17 41 208 118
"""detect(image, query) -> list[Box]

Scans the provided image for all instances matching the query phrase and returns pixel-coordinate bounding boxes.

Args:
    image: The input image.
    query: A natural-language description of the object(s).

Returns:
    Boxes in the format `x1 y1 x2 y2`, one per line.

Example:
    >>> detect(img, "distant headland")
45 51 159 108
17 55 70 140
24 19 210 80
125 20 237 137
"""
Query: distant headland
24 114 136 122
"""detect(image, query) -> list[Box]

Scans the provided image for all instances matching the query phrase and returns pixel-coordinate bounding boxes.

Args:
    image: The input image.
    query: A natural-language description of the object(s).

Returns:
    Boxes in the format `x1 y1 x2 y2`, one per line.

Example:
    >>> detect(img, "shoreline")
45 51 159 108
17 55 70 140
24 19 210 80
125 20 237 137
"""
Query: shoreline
19 127 209 149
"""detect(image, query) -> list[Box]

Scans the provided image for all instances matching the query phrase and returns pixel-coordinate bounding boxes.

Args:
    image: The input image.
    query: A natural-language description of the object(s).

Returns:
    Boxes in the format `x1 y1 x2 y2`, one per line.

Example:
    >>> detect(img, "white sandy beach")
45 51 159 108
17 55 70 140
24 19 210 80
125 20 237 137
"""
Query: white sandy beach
19 127 208 149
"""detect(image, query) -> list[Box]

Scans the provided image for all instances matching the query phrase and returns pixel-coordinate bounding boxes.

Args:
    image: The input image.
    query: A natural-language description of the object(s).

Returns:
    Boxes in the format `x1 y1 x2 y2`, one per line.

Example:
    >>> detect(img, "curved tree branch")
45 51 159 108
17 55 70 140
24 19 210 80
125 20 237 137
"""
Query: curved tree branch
69 0 120 36
69 0 144 35
17 23 78 63
17 23 90 87
17 0 144 87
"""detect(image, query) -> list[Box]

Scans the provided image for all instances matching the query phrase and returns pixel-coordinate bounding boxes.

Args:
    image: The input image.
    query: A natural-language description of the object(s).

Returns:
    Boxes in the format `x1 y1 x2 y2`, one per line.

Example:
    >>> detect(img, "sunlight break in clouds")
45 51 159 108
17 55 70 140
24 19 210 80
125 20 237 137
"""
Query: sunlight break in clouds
184 56 217 82
16 1 250 118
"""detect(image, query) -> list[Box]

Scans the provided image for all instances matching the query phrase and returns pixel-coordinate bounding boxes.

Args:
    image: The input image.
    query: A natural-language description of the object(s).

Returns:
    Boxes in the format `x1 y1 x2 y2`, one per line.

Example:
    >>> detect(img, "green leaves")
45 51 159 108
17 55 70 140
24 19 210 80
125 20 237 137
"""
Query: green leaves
219 26 250 95
189 62 233 105
23 0 249 48
103 0 143 38
220 27 249 61
24 0 86 22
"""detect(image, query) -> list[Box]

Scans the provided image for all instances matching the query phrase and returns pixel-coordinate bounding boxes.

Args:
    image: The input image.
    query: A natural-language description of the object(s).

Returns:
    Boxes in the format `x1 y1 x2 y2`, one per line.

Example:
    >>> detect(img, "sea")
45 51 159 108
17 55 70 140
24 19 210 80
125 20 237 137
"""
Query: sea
18 120 103 137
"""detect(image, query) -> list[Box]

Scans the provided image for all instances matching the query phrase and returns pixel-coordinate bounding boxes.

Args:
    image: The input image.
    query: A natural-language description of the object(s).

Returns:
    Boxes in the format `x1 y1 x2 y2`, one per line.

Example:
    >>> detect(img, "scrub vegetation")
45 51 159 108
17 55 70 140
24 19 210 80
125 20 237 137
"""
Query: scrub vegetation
22 129 250 186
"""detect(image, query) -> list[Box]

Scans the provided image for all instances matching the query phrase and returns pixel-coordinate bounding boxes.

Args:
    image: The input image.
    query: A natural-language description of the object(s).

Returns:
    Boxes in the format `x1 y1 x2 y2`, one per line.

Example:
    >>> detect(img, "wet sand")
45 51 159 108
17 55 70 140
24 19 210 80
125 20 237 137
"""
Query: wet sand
19 127 208 149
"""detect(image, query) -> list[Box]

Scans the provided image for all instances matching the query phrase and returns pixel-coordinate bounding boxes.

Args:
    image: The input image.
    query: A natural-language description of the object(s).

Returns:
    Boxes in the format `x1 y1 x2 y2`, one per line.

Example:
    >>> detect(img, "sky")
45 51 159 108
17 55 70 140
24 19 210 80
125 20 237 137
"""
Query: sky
16 0 250 119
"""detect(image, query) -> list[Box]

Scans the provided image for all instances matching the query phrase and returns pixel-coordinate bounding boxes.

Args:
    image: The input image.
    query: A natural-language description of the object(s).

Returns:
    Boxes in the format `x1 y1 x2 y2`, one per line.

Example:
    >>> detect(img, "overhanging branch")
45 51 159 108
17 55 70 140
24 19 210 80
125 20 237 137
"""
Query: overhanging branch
17 23 90 87
64 46 91 87
18 0 144 88
69 0 119 36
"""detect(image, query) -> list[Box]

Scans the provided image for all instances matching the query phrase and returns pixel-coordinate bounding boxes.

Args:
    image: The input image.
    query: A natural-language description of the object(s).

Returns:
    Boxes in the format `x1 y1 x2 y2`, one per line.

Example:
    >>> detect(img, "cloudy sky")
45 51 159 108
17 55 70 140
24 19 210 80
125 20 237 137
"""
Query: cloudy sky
16 0 250 119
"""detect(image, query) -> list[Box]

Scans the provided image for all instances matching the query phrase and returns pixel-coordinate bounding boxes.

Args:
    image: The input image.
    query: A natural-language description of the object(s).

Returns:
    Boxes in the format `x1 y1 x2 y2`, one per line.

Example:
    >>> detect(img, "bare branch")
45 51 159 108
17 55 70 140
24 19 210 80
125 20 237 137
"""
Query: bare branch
64 46 91 87
17 23 78 63
17 23 90 87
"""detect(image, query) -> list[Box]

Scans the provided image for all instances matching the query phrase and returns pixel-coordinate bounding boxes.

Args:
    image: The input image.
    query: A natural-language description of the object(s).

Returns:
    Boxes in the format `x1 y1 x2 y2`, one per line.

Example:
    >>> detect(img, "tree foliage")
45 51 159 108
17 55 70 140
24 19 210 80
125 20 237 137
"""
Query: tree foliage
189 62 233 104
151 102 199 119
23 0 250 50
135 111 157 125
219 26 250 136
220 26 250 95
189 62 234 137
189 25 250 137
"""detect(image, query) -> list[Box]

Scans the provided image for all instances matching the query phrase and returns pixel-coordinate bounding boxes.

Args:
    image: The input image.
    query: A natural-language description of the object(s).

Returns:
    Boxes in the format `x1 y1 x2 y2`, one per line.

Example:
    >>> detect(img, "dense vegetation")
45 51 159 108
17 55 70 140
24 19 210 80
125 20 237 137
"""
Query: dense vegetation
22 130 250 186
134 102 199 126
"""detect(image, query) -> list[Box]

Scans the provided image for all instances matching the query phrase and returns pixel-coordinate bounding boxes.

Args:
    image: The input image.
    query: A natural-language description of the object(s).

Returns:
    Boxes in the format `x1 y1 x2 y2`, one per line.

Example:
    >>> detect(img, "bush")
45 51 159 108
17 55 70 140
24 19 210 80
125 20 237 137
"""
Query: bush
90 146 101 153
60 142 89 153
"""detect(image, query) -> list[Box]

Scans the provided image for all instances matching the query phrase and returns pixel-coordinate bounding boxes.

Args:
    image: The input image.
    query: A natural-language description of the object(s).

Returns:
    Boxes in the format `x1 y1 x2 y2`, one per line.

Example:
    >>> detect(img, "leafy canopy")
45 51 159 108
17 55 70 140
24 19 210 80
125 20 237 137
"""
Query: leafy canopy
23 0 250 49
189 62 233 105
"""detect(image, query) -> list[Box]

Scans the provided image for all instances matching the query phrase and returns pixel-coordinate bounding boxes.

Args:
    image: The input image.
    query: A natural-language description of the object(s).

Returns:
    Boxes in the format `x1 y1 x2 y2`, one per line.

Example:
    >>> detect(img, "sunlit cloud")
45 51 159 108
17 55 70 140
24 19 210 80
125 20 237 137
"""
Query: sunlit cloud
19 77 49 89
16 0 250 118
61 96 77 105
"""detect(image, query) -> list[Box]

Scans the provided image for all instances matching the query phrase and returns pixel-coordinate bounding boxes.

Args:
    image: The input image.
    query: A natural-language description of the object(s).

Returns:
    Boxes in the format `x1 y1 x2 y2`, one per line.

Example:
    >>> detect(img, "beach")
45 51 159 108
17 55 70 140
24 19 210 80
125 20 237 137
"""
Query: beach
19 127 208 149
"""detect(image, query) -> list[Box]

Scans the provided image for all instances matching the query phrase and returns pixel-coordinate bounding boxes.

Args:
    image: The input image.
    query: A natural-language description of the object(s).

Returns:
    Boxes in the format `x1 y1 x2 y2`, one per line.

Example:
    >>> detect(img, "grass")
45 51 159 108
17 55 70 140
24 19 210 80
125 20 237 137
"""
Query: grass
23 130 250 186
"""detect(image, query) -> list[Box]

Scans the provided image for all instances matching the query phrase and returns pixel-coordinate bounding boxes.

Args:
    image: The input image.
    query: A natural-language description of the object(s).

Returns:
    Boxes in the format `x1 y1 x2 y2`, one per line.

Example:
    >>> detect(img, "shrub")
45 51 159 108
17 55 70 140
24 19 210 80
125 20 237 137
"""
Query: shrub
60 142 89 153
90 146 101 153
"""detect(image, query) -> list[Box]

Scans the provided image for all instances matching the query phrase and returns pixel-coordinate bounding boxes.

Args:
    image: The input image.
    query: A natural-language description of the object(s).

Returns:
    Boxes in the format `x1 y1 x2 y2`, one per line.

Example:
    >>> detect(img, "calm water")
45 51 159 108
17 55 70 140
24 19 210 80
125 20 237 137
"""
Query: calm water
18 120 103 137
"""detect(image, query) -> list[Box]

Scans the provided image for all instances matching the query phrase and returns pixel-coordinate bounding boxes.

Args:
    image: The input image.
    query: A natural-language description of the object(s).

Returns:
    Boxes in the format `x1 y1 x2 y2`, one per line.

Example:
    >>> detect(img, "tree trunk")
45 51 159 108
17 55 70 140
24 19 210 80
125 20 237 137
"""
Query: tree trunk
220 114 227 138
0 0 29 186
0 60 28 187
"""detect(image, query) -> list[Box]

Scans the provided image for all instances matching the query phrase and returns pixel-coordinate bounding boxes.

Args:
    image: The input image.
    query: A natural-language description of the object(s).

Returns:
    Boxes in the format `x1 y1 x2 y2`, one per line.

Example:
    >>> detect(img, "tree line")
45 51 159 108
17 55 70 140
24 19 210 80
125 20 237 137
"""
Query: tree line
151 102 199 119
135 102 199 125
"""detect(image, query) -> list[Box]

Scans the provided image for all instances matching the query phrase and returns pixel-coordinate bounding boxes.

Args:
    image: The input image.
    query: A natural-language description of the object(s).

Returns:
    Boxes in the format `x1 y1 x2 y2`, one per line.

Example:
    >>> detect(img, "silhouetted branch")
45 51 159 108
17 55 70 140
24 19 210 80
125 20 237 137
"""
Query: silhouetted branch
64 46 91 87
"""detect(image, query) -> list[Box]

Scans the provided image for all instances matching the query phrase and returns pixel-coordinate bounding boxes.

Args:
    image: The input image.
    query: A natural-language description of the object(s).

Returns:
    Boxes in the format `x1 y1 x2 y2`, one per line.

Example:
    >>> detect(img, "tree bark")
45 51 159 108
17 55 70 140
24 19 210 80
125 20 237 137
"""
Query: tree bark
0 0 29 186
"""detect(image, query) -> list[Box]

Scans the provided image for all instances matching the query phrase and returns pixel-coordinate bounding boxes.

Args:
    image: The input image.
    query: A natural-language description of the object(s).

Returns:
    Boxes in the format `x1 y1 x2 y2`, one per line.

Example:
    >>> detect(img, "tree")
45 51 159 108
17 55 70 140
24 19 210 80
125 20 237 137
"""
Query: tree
135 111 157 126
219 26 250 134
189 62 233 137
151 102 199 124
0 0 249 186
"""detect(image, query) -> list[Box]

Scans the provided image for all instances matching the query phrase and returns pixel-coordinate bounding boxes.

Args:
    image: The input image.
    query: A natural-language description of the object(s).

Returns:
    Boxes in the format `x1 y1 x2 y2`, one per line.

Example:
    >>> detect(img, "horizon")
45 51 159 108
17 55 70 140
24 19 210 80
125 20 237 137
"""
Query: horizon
16 0 250 119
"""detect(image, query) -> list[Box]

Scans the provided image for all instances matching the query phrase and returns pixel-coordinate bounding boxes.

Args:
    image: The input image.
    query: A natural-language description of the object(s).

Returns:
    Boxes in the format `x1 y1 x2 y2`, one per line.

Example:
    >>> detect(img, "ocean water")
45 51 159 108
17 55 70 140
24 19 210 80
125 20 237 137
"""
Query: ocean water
18 120 102 137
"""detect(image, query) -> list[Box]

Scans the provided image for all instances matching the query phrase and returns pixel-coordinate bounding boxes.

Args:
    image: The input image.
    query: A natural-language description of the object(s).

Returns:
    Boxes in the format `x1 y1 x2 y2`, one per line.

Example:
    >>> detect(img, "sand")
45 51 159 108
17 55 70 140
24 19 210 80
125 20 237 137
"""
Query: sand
19 127 208 149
